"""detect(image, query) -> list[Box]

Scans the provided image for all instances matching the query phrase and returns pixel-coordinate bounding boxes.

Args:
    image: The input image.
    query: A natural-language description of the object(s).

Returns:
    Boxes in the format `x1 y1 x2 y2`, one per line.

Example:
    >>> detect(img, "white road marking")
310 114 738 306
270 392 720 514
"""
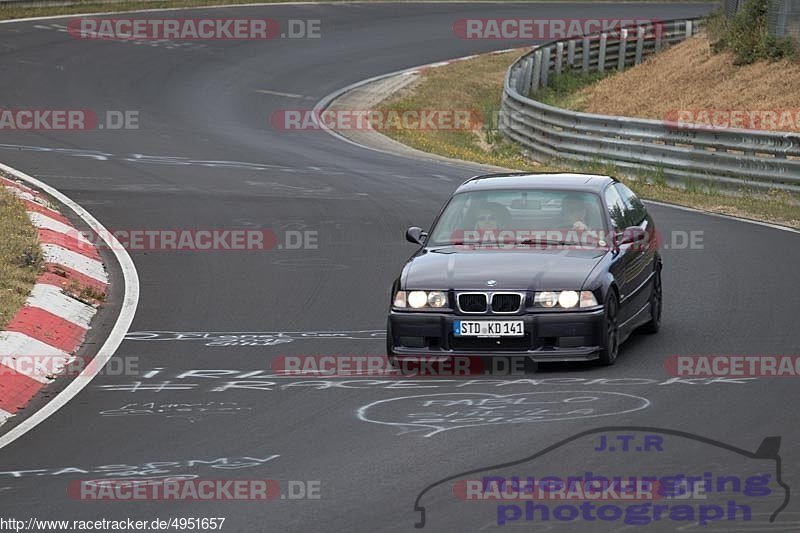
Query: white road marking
643 199 800 234
253 89 314 100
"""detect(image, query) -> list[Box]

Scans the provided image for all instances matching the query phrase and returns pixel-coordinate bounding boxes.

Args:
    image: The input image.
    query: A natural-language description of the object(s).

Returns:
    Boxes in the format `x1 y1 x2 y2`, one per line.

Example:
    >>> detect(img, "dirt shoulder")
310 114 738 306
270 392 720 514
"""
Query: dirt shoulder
571 33 800 131
0 185 41 329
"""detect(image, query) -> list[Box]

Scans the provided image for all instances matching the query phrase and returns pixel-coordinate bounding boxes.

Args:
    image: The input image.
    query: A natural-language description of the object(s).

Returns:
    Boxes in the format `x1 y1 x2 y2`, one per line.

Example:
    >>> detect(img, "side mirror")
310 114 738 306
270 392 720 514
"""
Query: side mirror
617 226 646 246
406 226 427 245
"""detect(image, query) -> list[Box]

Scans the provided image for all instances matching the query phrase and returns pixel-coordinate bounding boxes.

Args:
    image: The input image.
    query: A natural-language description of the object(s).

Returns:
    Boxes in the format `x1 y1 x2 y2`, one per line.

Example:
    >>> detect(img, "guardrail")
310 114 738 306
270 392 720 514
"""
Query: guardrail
500 18 800 193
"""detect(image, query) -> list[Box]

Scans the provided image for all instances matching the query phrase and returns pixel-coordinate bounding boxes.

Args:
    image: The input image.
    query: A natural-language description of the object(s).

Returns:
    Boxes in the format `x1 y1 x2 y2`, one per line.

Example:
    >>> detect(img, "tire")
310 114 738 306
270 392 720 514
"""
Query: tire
640 266 662 334
597 293 620 366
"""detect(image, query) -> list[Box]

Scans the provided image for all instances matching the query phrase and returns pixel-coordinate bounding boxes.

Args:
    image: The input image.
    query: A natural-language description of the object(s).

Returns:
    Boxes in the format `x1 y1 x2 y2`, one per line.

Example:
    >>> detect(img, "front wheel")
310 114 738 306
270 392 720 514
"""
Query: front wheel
597 293 620 366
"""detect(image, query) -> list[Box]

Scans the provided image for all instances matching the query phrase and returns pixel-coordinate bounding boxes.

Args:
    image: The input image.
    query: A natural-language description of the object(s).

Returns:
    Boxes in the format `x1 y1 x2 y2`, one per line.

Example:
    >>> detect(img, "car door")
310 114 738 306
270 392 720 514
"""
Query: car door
603 183 638 325
615 183 656 323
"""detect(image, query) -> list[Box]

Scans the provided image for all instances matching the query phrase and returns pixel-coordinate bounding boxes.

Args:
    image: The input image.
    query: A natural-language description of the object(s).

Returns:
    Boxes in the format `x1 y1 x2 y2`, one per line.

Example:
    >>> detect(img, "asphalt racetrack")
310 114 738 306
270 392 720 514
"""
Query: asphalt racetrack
1 2 799 531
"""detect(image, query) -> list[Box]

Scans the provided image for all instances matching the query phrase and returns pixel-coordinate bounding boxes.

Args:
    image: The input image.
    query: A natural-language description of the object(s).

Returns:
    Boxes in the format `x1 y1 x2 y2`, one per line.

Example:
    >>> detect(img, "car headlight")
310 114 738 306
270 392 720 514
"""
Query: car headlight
535 290 597 308
534 291 559 308
408 291 428 308
427 291 447 308
558 290 580 308
393 290 448 309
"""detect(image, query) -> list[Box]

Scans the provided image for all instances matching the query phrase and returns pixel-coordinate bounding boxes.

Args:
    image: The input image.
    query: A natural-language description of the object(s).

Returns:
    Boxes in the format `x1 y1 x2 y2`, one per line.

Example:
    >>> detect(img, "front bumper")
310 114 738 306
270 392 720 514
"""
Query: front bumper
388 307 605 362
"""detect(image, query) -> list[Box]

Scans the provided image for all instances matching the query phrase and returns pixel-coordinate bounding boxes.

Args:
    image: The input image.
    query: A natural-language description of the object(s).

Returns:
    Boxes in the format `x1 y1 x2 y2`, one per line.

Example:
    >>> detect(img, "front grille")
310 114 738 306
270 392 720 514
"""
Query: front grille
450 335 530 351
491 293 522 313
458 293 487 313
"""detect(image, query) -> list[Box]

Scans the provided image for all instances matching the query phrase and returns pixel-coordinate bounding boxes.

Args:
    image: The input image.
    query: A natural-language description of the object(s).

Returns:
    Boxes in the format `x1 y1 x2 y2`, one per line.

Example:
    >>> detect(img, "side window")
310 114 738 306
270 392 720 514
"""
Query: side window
615 183 646 226
603 184 627 230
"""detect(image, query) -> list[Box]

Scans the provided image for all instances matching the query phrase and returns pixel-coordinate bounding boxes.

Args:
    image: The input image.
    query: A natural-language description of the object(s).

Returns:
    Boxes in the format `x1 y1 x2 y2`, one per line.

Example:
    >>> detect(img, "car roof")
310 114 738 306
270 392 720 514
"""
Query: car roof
454 172 617 194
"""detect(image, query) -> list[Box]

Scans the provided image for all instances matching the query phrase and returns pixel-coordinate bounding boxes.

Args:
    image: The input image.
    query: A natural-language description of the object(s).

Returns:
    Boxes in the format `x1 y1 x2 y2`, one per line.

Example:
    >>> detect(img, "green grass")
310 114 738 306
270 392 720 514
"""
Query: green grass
376 50 538 169
0 186 42 330
376 52 800 228
534 70 609 109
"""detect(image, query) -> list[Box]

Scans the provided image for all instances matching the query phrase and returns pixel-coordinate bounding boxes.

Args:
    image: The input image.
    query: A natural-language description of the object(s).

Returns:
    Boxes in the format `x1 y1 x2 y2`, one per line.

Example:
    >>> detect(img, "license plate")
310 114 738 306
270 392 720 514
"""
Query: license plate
454 320 524 337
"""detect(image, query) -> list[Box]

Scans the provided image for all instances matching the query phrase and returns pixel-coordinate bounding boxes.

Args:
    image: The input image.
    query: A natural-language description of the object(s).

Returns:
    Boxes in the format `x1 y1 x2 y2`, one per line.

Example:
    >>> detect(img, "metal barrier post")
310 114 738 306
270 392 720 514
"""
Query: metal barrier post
598 33 607 72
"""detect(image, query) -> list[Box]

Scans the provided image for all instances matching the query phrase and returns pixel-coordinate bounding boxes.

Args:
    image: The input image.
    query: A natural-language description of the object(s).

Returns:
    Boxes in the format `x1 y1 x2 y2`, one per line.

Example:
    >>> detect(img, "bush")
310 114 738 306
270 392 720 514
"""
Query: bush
708 0 797 63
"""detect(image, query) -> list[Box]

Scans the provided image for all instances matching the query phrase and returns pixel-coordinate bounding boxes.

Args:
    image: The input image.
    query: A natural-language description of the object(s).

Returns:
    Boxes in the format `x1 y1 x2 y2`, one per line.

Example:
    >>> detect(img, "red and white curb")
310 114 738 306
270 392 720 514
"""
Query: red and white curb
0 176 110 426
0 164 137 451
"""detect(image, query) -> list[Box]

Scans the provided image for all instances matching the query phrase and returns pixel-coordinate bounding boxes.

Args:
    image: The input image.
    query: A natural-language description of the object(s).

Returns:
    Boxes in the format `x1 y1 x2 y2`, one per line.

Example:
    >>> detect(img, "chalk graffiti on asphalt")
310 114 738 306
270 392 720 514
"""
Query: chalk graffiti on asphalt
356 392 651 437
94 369 756 393
125 330 385 346
99 401 252 418
0 455 280 478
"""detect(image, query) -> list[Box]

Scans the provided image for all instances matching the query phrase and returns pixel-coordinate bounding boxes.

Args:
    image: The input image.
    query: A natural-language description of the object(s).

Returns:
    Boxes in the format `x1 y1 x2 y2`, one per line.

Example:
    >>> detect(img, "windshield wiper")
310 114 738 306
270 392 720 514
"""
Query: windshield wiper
517 238 568 246
433 241 478 247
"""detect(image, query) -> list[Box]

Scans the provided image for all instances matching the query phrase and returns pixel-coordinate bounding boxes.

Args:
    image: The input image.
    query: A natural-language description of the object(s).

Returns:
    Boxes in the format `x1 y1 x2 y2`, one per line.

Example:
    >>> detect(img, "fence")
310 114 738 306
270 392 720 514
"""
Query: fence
723 0 800 43
512 20 696 93
768 0 800 42
722 0 746 18
499 18 800 193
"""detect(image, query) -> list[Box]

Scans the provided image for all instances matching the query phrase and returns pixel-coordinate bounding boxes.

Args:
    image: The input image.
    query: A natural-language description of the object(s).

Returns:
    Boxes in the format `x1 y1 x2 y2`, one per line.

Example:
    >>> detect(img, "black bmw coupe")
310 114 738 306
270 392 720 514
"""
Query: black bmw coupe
387 172 662 367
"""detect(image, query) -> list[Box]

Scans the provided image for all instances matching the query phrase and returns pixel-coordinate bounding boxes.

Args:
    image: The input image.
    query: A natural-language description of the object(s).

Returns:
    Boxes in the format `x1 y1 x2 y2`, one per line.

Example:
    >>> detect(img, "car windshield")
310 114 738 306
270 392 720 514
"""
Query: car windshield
427 189 607 247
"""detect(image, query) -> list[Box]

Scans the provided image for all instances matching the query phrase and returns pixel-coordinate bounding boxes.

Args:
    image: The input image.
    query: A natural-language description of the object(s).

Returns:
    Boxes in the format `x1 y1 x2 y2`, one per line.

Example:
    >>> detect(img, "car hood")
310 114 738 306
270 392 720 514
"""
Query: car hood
403 247 607 291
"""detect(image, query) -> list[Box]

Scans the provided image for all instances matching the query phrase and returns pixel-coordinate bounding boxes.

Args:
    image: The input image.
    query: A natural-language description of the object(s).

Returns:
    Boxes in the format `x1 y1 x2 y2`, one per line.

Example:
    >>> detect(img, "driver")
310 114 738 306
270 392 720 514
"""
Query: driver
562 197 589 231
474 210 499 231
